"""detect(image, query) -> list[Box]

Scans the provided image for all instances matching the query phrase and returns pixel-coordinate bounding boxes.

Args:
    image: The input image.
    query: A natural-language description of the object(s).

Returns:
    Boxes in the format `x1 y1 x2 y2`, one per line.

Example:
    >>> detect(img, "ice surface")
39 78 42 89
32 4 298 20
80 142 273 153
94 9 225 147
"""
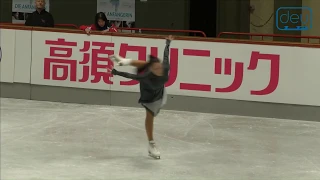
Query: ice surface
1 98 320 180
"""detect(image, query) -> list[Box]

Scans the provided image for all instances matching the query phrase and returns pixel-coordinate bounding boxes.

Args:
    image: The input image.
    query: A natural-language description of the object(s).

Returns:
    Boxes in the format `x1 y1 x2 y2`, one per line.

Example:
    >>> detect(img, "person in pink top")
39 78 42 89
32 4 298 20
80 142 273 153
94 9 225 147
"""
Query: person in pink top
79 12 117 35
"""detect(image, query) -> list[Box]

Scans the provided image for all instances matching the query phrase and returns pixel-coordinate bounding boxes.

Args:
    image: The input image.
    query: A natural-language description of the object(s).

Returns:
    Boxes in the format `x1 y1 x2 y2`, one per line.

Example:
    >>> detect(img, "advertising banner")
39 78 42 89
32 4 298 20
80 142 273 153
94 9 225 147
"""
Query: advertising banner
29 31 320 106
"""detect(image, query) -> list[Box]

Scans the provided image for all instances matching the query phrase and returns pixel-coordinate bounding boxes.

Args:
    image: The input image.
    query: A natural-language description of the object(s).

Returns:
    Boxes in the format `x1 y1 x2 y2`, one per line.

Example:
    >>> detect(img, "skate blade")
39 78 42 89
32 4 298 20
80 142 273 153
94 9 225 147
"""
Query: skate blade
148 153 160 159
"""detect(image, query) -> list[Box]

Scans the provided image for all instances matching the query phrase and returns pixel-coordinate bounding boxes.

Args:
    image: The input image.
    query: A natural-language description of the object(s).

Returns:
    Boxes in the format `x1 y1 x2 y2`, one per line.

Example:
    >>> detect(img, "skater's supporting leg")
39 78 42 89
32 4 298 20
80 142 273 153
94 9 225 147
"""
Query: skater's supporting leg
145 109 160 159
145 109 154 141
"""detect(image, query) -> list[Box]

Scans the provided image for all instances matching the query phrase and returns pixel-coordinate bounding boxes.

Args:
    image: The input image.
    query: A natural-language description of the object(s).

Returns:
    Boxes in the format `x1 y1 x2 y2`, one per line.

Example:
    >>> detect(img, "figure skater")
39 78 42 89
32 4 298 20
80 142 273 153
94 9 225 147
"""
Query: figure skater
108 35 174 159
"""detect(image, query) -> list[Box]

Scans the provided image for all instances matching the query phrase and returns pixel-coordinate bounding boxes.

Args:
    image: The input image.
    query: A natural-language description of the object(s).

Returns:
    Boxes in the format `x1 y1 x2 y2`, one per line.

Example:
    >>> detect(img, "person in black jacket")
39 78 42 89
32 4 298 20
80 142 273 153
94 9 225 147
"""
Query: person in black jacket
108 35 174 159
25 0 54 27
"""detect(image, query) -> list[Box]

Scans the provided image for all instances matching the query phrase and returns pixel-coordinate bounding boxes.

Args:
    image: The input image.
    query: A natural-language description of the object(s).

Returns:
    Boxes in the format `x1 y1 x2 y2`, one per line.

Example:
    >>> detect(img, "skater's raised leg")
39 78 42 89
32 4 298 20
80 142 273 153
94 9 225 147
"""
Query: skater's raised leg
110 54 148 68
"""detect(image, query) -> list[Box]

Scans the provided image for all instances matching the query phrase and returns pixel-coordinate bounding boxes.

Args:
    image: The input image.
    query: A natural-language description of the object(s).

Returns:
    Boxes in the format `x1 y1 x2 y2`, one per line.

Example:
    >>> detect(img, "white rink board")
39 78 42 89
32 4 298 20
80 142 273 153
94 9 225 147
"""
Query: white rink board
14 30 32 83
0 29 15 83
1 28 318 106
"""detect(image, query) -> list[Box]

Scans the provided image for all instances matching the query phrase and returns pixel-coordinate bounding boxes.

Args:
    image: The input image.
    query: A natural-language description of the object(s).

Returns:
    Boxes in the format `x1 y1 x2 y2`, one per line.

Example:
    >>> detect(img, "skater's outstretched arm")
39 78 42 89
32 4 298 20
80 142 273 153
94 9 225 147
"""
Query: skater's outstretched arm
111 69 150 81
162 35 173 73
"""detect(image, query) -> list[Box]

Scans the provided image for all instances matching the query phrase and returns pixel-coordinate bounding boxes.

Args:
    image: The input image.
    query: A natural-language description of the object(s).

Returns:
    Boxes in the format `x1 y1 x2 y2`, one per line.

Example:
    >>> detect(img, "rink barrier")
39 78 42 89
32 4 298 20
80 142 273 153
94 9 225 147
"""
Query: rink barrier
0 23 206 36
218 32 320 43
116 27 207 37
1 25 320 121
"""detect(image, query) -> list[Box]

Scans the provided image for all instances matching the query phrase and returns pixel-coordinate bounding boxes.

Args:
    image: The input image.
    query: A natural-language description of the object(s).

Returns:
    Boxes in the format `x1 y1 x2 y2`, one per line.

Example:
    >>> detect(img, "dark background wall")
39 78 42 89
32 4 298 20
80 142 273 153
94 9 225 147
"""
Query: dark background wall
217 0 250 39
0 0 307 39
0 0 250 37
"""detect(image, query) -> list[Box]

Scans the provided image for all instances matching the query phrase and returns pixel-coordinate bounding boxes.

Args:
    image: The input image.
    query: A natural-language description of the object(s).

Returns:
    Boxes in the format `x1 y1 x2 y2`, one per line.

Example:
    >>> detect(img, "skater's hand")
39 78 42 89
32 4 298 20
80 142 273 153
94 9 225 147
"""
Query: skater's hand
111 69 118 75
106 66 118 75
166 35 174 41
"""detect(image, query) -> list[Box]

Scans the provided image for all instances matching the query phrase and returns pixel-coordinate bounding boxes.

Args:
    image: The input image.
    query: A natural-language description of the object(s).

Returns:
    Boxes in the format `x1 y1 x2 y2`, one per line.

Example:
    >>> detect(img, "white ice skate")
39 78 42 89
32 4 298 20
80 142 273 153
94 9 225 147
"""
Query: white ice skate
109 54 132 66
148 141 160 159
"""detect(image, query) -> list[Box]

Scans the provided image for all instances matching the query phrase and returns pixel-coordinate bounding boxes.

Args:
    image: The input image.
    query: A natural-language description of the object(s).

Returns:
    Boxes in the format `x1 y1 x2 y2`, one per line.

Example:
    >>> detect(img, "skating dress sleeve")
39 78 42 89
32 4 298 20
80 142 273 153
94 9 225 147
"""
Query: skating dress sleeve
162 39 171 75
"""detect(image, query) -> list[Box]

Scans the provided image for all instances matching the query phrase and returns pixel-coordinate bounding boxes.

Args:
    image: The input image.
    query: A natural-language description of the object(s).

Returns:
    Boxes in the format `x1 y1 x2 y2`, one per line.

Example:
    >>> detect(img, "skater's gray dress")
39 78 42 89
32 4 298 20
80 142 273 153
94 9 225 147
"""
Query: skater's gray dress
112 39 171 116
140 88 167 116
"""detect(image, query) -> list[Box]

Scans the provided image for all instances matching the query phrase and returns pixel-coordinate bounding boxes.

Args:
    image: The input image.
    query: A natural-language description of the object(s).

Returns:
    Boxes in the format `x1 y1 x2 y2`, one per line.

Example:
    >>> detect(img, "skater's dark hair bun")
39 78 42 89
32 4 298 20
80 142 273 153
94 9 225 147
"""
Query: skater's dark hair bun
136 55 160 74
148 55 161 64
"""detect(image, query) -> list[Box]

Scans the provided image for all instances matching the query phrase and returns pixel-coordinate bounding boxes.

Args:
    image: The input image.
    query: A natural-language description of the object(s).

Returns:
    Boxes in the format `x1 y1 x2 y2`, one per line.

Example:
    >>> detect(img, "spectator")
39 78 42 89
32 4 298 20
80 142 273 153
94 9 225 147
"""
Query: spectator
25 0 54 27
79 12 117 35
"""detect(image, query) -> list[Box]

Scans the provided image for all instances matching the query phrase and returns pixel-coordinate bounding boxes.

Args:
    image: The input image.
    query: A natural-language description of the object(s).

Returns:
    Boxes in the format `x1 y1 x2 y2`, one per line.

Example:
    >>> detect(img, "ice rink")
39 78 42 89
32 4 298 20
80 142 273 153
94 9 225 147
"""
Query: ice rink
1 98 320 180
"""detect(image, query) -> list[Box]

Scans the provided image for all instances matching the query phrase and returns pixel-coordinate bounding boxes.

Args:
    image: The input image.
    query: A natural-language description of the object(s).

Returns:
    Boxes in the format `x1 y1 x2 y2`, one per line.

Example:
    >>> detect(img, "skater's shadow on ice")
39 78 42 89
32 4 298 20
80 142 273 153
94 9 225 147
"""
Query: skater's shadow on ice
129 156 162 169
94 155 161 168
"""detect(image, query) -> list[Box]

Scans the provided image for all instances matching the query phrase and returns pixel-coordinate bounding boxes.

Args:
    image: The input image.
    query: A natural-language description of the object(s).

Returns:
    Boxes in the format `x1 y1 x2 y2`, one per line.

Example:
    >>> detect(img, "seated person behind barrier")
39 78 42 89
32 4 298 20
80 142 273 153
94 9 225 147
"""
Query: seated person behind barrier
79 12 117 35
25 0 54 27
